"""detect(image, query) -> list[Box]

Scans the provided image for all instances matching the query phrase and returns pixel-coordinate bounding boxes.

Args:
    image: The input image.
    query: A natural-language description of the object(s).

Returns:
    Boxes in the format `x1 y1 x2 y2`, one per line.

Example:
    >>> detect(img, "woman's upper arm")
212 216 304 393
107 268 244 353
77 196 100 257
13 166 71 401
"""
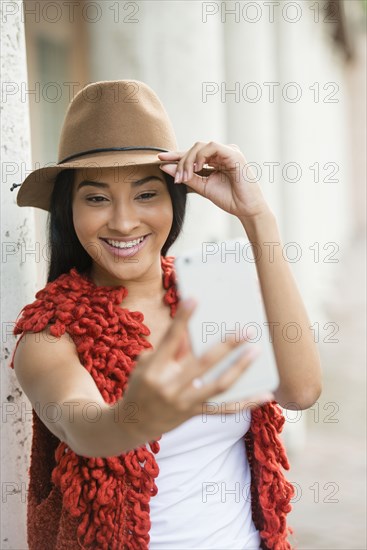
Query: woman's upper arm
12 327 107 441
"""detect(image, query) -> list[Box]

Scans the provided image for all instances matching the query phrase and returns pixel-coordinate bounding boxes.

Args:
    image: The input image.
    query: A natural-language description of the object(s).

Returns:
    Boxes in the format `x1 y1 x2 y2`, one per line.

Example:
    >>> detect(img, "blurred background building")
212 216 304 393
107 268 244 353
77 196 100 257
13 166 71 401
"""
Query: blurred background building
1 0 366 548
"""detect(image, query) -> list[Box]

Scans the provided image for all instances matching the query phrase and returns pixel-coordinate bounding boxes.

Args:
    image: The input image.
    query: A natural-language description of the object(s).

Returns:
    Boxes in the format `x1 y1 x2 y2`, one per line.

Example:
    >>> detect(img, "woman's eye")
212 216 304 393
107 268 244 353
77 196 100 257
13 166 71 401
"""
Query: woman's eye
138 192 157 200
86 196 108 203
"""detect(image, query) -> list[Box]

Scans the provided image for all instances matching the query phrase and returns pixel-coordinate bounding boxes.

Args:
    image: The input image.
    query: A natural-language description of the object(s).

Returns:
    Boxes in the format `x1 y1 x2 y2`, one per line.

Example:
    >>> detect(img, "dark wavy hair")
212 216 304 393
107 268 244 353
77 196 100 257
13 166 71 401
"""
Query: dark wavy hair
46 168 187 283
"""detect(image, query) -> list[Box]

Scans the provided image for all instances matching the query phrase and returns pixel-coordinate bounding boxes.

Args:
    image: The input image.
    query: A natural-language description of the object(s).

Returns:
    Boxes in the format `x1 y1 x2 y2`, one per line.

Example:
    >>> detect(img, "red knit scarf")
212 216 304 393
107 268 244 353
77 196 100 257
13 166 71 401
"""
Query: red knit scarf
10 255 295 550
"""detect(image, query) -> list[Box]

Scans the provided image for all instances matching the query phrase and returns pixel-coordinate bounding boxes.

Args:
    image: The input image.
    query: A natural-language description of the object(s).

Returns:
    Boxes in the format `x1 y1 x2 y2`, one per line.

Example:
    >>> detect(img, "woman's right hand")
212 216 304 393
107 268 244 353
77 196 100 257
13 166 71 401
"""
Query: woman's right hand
120 298 273 445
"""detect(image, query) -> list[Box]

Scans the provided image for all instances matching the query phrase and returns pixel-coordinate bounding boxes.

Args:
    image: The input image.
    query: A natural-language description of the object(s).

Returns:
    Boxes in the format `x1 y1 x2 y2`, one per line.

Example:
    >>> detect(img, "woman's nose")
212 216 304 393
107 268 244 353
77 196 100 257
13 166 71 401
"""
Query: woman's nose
107 201 141 234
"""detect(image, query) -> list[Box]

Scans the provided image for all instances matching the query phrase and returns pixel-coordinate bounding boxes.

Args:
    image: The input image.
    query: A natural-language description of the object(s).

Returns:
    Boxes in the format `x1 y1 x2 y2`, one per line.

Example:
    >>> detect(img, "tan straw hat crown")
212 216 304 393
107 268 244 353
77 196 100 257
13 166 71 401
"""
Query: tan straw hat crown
11 79 213 211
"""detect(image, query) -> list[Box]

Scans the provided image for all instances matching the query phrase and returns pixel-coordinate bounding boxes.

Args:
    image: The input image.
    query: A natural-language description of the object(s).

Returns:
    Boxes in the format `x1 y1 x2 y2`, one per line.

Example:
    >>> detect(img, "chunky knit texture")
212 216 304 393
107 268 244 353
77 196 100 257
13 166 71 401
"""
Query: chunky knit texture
9 255 295 550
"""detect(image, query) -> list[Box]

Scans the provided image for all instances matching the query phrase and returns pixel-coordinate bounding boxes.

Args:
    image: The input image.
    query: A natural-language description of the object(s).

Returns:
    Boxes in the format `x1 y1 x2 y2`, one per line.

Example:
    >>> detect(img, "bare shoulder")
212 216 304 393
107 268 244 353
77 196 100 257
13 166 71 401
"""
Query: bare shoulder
13 324 79 378
13 325 107 441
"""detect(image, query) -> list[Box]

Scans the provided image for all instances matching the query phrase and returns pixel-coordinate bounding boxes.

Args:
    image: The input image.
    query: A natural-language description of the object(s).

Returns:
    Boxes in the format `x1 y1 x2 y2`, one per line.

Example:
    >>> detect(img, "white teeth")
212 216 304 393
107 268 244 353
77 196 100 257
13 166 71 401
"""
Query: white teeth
105 236 145 249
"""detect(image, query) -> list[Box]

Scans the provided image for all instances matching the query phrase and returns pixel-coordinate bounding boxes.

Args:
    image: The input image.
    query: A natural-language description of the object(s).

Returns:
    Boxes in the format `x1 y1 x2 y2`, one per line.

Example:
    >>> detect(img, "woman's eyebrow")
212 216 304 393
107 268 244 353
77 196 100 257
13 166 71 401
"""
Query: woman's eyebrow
76 176 164 191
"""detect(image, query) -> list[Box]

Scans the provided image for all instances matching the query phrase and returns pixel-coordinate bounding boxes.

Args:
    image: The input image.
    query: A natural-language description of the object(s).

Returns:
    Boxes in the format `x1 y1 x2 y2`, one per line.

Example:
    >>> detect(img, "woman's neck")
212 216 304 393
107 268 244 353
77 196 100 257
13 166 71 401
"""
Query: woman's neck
84 261 167 305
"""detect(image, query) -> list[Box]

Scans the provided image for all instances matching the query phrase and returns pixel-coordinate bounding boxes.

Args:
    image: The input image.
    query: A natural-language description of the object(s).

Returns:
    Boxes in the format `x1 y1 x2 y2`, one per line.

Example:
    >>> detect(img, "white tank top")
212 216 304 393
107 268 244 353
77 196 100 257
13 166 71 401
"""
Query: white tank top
148 409 261 549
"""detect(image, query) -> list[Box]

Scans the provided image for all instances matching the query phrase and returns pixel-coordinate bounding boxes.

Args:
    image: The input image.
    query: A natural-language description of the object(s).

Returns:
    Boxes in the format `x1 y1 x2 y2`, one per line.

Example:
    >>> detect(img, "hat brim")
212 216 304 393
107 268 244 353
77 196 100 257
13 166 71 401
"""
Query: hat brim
15 151 216 211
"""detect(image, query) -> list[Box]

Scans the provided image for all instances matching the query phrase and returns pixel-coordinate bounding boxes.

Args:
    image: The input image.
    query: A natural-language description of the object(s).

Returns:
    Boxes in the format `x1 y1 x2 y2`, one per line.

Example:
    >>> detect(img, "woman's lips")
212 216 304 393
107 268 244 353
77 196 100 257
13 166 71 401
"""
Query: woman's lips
100 234 150 257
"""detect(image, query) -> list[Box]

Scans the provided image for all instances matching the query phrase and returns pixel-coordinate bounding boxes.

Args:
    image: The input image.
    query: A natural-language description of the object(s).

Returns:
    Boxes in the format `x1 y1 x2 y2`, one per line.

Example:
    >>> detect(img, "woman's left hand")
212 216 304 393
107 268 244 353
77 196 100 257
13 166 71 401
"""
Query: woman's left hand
158 141 271 220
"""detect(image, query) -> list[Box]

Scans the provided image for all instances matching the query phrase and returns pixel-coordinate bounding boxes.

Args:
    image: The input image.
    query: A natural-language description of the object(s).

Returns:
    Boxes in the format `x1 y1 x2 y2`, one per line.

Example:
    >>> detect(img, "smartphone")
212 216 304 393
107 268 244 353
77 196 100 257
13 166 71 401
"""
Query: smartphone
174 238 280 404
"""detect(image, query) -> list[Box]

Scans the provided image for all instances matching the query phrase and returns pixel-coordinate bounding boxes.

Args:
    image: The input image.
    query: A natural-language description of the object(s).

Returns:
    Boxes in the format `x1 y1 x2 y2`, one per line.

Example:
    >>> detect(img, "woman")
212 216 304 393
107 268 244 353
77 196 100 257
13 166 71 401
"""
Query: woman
9 80 322 549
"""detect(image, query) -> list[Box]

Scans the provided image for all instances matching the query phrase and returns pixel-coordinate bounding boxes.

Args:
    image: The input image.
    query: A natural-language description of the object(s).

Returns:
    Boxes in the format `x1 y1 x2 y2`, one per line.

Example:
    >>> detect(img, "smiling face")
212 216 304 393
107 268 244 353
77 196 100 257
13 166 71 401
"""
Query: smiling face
71 164 173 287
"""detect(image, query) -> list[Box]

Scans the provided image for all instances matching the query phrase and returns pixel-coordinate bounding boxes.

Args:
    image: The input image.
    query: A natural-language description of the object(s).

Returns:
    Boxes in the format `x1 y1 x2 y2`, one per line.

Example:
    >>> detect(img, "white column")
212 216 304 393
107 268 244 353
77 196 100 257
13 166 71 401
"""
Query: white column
1 1 37 547
274 1 353 322
273 2 353 454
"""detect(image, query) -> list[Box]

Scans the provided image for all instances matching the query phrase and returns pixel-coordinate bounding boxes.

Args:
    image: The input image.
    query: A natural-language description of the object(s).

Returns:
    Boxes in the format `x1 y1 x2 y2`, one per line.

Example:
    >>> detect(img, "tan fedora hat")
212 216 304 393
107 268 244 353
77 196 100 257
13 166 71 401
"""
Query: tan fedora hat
10 80 214 211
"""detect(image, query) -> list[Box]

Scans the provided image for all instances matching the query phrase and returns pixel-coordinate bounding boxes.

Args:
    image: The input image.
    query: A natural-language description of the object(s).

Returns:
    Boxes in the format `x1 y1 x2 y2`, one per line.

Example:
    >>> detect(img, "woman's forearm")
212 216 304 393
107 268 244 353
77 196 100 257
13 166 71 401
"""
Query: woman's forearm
239 208 323 410
63 397 149 458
